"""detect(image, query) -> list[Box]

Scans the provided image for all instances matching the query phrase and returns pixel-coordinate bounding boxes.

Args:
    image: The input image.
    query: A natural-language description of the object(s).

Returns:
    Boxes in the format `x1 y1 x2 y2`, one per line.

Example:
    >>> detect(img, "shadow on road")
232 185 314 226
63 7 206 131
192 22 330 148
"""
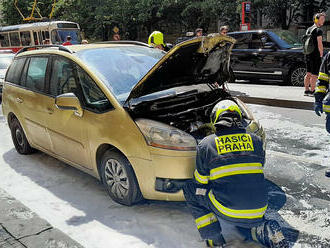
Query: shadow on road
3 148 299 247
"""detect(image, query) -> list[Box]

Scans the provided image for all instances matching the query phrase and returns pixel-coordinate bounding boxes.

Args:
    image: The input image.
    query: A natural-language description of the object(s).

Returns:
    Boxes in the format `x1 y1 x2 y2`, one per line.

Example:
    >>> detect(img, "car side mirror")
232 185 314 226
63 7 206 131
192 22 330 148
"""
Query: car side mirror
264 42 276 50
55 93 83 117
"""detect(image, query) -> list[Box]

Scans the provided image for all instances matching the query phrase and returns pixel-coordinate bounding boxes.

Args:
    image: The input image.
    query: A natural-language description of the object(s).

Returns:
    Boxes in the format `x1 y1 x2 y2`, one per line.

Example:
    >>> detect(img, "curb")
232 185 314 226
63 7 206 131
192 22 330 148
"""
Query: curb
234 95 314 110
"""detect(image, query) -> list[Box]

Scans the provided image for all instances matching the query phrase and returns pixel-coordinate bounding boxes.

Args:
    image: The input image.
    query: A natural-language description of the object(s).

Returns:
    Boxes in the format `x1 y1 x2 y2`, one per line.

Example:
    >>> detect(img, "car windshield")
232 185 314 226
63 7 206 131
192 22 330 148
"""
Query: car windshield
0 54 14 70
269 30 302 48
76 46 165 103
56 29 81 44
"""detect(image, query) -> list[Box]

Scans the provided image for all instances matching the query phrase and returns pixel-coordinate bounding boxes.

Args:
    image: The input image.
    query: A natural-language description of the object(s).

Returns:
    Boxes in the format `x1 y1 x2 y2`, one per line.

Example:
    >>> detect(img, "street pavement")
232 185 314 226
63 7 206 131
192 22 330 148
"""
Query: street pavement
0 188 83 248
0 84 329 247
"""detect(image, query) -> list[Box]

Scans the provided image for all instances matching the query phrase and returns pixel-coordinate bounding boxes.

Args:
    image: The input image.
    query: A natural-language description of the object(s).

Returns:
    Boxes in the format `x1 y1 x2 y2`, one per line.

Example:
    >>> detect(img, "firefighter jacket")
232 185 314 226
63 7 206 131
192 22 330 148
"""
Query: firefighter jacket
315 52 330 111
193 127 267 227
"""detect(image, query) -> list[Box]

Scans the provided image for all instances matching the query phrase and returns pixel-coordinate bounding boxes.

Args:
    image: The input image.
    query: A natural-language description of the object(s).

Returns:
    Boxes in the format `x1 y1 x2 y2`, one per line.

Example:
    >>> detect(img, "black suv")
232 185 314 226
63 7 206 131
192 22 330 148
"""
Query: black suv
228 30 306 86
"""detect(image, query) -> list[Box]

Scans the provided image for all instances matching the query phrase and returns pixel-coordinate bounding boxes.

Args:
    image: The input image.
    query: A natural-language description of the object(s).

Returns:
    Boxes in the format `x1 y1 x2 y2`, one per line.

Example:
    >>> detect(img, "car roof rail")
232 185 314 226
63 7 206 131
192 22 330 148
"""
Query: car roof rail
94 40 151 47
16 45 73 56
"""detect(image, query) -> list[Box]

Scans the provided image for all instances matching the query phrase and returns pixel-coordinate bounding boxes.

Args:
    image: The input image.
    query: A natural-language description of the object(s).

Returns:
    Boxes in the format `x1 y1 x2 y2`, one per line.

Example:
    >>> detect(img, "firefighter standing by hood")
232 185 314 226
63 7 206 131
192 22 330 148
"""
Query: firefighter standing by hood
183 100 288 248
148 31 171 51
314 51 330 177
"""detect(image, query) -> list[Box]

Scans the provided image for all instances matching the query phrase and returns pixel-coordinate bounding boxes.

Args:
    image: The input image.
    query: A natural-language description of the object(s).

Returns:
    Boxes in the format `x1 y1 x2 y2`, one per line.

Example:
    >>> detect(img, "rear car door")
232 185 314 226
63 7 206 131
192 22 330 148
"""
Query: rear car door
230 32 255 75
248 32 283 77
5 56 53 151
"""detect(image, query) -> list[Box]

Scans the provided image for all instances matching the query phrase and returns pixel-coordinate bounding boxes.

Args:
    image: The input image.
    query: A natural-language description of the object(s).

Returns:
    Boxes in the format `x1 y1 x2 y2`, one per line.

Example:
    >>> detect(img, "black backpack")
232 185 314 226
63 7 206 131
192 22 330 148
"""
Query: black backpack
302 26 317 55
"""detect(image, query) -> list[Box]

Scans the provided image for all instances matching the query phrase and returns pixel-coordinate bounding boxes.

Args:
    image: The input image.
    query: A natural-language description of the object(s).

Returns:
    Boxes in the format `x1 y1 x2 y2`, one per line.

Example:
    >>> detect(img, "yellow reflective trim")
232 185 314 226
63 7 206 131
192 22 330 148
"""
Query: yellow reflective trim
195 212 218 229
210 163 263 180
208 190 267 219
194 169 209 184
214 134 254 155
315 86 327 93
323 105 330 113
318 72 329 82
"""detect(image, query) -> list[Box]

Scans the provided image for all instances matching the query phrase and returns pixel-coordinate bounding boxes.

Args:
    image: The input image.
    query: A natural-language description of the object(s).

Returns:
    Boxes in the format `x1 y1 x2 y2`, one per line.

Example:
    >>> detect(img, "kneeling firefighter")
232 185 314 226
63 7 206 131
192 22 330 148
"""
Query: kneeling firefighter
183 100 288 248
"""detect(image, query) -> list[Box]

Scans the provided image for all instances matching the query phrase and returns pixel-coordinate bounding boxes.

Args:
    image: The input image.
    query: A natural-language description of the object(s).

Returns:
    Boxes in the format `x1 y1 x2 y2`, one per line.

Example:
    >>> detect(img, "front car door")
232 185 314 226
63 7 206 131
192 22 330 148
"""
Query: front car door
44 55 113 169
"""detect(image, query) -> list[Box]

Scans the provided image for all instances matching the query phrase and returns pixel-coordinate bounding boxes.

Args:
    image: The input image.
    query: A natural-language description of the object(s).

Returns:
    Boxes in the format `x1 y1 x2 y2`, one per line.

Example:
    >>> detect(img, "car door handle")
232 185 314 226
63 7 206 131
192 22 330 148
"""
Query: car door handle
46 107 54 115
16 98 23 103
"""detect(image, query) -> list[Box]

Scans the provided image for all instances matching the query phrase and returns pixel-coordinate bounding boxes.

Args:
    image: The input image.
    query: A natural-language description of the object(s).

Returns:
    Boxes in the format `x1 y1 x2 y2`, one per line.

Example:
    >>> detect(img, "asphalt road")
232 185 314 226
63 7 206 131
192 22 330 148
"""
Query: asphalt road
0 102 329 248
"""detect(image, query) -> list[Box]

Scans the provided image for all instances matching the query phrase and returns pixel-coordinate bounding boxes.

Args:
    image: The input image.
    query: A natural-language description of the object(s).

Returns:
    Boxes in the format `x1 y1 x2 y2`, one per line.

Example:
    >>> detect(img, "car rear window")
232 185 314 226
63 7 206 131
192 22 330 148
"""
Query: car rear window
5 57 26 85
76 46 164 103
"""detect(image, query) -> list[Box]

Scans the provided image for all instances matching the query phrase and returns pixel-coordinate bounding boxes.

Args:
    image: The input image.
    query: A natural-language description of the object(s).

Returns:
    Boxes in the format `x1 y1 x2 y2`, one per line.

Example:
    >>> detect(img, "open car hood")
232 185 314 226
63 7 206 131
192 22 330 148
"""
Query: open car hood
125 34 235 103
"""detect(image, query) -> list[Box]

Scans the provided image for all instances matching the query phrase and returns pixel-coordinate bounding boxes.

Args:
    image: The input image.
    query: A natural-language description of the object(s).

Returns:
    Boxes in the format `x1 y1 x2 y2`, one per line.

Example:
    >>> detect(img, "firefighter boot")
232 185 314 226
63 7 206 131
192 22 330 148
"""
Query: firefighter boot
205 234 226 248
251 220 288 248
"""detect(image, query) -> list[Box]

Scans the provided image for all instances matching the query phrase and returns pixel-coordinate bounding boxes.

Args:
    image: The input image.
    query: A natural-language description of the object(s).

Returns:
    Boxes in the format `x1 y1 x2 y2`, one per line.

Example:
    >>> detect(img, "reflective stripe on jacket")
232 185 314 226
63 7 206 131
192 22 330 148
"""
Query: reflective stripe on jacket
315 52 330 104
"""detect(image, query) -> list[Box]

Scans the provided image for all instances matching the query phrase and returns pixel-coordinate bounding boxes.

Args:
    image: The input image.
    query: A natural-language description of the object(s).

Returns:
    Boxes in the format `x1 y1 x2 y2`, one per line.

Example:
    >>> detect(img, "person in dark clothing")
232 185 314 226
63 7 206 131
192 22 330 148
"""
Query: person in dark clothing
304 12 326 96
314 51 330 177
183 100 288 248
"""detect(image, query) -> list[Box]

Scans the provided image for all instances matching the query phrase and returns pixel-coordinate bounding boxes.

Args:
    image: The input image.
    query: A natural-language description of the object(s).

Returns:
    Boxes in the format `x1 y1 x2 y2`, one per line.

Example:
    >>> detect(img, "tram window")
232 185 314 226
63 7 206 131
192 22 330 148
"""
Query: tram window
9 32 20 46
42 31 50 39
0 33 10 47
51 30 61 44
33 32 39 45
38 31 43 44
20 31 32 46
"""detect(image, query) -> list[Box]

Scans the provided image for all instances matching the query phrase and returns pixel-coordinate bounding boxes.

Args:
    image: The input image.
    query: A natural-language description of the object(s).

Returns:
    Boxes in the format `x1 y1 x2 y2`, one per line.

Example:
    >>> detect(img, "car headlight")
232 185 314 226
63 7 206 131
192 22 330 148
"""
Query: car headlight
0 79 4 87
135 118 197 151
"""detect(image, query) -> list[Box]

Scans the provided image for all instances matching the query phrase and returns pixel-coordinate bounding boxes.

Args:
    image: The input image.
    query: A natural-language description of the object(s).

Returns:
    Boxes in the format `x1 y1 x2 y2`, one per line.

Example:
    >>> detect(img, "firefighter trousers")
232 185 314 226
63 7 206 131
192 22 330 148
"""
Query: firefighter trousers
183 181 253 244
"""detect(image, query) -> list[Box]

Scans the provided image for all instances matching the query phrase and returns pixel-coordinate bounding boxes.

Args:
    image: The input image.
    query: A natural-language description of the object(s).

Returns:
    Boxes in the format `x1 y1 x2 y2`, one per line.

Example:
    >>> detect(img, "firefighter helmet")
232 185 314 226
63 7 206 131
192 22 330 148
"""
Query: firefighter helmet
211 100 242 126
148 31 165 47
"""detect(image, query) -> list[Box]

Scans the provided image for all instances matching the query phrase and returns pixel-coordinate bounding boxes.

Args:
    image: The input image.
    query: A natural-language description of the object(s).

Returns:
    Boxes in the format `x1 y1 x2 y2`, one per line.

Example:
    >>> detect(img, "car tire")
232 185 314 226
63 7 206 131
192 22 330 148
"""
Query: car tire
100 150 143 206
10 118 35 154
288 66 306 87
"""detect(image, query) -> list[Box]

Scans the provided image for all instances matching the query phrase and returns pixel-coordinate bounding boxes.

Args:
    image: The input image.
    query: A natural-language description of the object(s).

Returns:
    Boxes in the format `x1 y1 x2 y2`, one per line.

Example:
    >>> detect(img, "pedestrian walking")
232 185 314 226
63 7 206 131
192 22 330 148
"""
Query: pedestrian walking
183 100 288 248
303 12 326 96
314 51 330 177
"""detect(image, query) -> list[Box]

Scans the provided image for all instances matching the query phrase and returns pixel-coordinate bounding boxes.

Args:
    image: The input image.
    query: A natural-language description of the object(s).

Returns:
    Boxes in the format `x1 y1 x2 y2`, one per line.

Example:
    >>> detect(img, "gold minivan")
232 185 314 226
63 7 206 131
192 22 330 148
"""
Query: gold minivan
2 36 265 205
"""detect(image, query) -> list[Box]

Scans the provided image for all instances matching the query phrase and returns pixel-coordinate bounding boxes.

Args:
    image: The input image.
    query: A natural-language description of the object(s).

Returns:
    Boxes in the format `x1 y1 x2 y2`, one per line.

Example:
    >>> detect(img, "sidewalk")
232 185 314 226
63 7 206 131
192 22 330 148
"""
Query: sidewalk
228 83 314 110
0 188 83 248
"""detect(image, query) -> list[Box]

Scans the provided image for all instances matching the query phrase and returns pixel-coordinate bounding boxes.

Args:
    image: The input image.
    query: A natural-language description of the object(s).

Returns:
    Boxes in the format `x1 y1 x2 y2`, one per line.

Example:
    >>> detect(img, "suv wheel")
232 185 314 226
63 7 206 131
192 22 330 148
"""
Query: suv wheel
100 150 143 206
289 66 306 86
10 118 35 154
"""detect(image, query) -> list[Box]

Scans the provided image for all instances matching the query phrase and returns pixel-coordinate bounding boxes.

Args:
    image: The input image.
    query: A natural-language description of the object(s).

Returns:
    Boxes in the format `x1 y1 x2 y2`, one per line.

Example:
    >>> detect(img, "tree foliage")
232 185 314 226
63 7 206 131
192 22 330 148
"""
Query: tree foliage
0 0 328 40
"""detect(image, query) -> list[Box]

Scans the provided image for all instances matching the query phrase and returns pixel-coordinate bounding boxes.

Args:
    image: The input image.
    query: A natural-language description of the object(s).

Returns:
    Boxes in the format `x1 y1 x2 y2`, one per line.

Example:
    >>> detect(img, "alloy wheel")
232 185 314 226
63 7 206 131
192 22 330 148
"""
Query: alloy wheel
15 128 24 147
291 67 306 86
104 159 129 199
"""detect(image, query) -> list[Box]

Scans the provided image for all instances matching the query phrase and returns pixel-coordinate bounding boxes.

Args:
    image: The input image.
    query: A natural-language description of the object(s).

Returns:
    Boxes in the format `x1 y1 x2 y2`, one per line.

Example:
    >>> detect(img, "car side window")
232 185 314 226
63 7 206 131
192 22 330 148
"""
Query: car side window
26 57 48 92
231 33 250 49
50 56 112 113
5 58 26 85
50 57 79 96
76 66 113 113
249 33 272 49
